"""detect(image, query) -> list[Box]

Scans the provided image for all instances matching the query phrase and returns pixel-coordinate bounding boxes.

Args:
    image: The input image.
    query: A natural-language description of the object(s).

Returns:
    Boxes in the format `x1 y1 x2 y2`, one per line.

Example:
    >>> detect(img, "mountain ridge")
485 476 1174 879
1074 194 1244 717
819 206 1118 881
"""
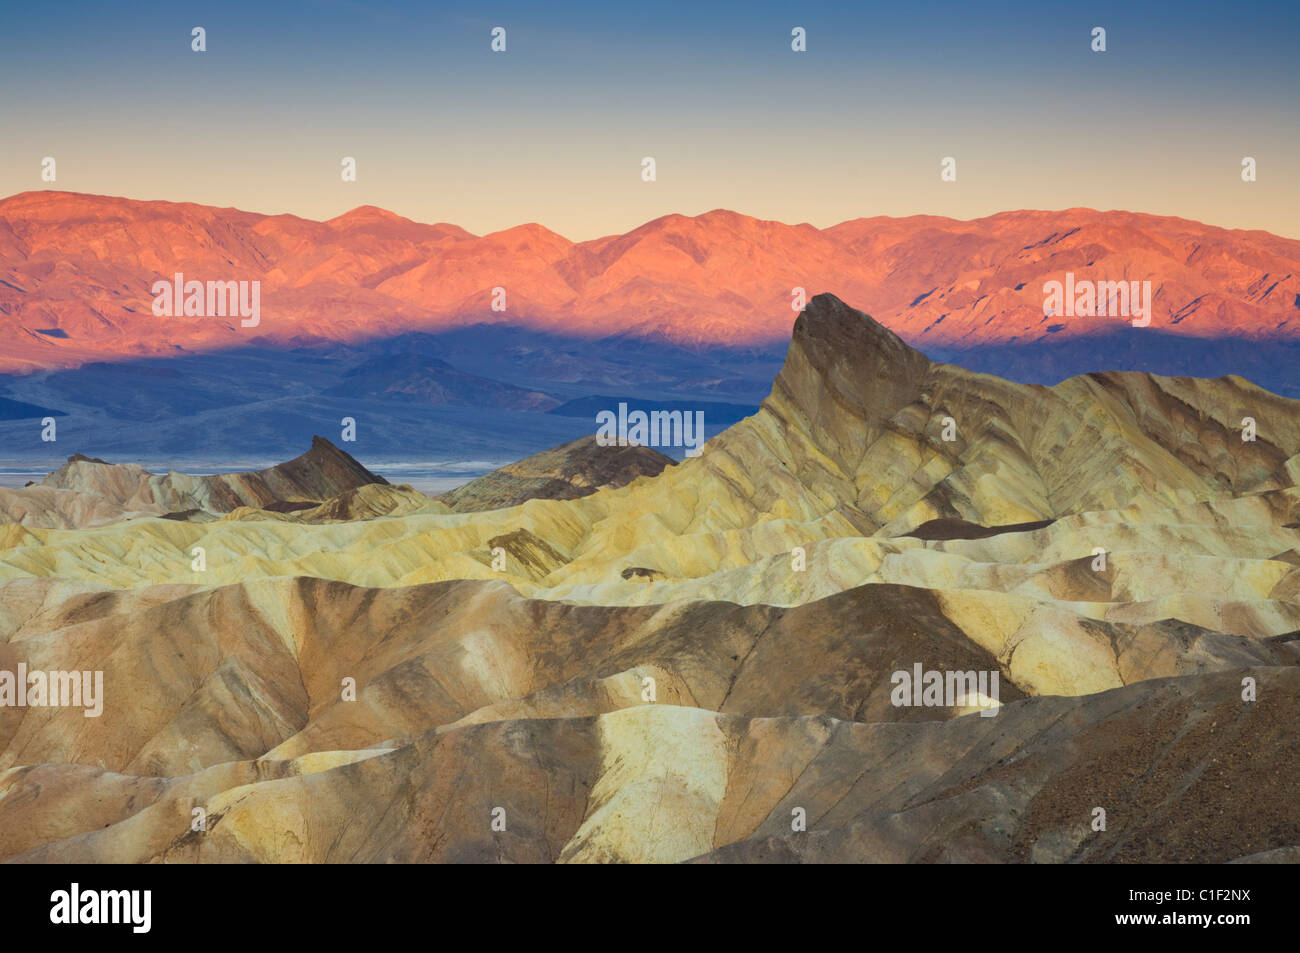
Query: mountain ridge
4 190 1300 373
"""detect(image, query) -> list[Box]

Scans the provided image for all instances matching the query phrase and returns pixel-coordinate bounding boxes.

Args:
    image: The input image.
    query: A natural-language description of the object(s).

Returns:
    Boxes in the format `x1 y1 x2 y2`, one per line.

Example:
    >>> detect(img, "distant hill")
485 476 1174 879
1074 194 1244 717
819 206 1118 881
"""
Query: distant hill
323 353 561 411
0 436 388 528
0 395 65 420
440 435 674 513
548 396 757 427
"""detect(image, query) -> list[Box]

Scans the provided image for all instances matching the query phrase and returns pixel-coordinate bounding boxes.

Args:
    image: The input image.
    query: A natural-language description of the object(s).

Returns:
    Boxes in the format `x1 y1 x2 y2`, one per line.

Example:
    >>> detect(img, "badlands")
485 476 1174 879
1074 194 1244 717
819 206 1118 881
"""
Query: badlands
0 294 1297 863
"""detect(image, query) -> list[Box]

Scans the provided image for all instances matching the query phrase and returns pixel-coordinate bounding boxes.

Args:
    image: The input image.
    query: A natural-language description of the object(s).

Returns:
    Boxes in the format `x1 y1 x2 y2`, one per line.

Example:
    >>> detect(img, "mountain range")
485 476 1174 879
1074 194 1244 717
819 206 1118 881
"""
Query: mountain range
3 190 1298 370
4 191 1300 463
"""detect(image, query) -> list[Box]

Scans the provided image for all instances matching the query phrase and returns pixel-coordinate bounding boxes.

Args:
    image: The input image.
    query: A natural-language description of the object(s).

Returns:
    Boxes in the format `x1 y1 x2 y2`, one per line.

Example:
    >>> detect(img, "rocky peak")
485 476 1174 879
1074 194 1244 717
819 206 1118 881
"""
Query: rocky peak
772 293 934 431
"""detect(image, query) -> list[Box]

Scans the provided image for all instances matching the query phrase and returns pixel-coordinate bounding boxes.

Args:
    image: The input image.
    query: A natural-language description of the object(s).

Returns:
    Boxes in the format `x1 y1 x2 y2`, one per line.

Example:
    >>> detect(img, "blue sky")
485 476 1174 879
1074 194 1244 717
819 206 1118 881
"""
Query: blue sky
3 0 1297 237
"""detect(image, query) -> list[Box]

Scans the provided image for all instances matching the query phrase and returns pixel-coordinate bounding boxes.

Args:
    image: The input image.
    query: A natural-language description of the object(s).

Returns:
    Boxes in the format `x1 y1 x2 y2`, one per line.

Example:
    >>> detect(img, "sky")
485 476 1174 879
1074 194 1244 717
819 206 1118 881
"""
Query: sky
2 0 1298 239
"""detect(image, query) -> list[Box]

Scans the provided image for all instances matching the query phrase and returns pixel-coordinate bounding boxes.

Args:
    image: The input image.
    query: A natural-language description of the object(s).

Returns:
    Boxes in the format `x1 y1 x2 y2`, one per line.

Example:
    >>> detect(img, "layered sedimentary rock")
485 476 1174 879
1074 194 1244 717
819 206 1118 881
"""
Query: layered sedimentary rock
1 294 1297 863
0 436 387 528
440 435 674 512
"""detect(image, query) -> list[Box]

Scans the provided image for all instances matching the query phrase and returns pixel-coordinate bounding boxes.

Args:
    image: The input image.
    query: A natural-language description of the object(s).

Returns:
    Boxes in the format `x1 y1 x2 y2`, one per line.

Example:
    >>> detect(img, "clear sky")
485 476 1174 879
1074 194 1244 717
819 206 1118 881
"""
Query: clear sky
3 0 1297 239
